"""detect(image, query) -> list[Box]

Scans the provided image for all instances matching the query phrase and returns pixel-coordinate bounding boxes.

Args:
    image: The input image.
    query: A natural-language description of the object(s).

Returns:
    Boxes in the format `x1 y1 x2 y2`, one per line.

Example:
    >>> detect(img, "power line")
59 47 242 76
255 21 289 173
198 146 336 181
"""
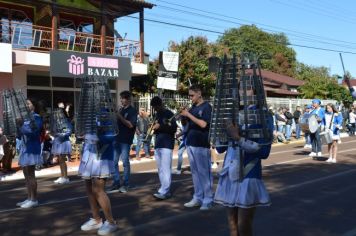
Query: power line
154 0 356 48
124 15 356 55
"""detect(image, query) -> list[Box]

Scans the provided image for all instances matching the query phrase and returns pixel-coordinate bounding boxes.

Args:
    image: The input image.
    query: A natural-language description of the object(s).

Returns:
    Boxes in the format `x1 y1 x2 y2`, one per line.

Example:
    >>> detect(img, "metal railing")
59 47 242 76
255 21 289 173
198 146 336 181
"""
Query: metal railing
0 19 141 62
132 94 337 112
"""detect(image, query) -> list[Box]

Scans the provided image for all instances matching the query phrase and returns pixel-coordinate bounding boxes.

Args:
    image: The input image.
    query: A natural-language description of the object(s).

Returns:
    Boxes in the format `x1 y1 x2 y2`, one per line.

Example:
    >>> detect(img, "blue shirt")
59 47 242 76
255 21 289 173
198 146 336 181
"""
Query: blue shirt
310 107 325 126
116 106 137 144
154 109 177 149
186 101 212 148
19 113 43 155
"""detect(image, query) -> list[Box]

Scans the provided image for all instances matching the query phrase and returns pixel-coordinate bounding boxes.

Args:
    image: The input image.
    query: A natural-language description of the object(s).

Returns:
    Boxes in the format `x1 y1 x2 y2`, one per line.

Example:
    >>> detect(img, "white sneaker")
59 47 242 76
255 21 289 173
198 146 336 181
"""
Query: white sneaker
317 152 322 157
81 218 103 231
20 200 38 209
172 169 182 175
200 203 213 211
57 177 70 184
211 162 218 169
184 199 202 208
54 177 63 184
97 221 118 235
309 152 316 157
16 199 30 207
326 158 333 162
331 159 337 163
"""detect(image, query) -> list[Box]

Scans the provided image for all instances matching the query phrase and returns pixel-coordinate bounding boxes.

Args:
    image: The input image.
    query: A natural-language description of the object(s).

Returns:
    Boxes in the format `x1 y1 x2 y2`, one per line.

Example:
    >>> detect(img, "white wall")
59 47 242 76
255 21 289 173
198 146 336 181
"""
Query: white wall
0 43 12 73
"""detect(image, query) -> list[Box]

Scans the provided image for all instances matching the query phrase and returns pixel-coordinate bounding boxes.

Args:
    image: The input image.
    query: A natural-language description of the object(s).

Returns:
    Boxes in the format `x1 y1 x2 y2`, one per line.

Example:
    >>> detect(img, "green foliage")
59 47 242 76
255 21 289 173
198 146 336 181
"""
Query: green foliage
296 63 353 103
169 36 215 96
216 25 297 76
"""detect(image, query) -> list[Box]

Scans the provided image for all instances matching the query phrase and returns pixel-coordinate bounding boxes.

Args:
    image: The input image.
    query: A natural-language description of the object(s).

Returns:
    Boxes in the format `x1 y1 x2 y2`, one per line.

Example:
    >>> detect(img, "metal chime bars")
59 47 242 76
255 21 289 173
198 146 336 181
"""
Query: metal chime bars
1 89 36 141
75 76 118 138
209 53 273 147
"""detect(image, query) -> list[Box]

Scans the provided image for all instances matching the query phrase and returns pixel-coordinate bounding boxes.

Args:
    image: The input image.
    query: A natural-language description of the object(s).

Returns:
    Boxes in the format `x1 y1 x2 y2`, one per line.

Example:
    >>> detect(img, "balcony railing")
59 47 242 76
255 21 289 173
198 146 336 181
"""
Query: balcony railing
0 19 141 62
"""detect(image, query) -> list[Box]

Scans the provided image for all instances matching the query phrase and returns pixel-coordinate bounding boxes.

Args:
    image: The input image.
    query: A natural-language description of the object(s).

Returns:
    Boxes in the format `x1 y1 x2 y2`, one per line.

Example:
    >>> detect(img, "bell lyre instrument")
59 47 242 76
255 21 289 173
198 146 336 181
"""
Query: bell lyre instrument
209 53 273 181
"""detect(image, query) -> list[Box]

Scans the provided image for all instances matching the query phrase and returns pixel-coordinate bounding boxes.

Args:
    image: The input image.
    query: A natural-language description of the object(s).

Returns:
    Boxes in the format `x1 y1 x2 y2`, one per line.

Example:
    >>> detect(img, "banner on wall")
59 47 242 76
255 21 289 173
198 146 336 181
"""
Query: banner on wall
157 51 179 91
0 43 12 73
50 51 131 79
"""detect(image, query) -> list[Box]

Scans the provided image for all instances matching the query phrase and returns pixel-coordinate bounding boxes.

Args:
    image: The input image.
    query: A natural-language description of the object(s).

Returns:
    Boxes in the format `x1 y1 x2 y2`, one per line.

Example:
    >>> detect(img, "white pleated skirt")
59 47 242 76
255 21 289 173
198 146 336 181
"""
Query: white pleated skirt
78 150 114 179
19 153 43 167
52 139 72 155
214 149 271 208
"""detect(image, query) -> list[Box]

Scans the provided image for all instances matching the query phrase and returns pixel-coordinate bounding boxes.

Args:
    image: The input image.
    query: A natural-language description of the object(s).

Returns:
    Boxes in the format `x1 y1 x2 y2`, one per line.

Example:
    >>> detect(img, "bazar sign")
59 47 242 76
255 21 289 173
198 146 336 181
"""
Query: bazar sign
50 51 131 79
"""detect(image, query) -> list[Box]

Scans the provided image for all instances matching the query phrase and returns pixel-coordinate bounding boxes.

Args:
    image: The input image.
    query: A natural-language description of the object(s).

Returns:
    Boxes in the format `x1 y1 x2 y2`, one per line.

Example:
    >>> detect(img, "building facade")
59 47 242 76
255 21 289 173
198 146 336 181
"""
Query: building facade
0 0 153 115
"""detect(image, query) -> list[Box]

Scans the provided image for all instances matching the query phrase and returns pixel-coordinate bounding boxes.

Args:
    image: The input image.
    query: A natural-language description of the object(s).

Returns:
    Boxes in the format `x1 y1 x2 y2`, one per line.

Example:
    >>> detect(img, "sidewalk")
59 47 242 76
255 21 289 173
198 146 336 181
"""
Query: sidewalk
0 132 350 182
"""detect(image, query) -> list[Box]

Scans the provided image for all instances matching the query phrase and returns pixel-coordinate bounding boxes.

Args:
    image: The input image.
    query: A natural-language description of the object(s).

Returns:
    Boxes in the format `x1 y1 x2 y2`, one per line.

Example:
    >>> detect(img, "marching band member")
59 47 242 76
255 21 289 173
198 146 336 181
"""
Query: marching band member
52 104 73 185
78 108 118 235
214 117 273 236
323 103 343 163
109 91 137 193
150 96 177 200
309 99 325 158
181 84 213 210
16 98 43 209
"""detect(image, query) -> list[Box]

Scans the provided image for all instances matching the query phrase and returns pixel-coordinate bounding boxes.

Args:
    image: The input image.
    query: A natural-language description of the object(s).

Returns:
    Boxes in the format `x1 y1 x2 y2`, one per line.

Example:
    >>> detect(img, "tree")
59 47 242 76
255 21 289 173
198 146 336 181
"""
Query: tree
216 25 297 77
296 62 353 102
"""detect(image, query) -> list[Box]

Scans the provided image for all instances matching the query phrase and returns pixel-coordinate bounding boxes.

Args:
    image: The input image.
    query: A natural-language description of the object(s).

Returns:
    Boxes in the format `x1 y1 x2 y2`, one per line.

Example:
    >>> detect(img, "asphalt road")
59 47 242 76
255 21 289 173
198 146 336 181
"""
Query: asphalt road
1 137 356 236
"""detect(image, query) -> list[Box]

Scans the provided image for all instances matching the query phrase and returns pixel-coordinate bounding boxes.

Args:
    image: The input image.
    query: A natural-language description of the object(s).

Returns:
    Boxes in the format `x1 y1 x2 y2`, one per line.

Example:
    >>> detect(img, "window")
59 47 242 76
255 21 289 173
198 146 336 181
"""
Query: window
52 76 74 88
27 75 50 86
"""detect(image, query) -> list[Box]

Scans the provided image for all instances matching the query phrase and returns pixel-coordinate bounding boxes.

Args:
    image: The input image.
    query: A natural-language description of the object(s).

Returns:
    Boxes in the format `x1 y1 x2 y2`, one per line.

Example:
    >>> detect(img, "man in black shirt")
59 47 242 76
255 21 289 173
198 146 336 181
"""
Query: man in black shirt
150 97 177 200
109 91 137 193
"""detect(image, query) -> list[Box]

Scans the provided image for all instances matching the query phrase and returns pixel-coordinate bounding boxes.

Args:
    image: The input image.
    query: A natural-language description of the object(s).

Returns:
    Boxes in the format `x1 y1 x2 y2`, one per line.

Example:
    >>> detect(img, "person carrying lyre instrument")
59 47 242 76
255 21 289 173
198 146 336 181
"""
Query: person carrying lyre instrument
181 84 213 210
16 98 43 209
150 96 177 200
109 91 137 193
52 101 73 185
309 99 325 158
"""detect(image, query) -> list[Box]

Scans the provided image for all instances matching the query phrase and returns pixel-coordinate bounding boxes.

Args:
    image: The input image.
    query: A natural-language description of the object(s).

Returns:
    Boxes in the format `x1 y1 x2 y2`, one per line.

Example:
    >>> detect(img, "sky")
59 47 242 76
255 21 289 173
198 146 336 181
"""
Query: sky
115 0 356 77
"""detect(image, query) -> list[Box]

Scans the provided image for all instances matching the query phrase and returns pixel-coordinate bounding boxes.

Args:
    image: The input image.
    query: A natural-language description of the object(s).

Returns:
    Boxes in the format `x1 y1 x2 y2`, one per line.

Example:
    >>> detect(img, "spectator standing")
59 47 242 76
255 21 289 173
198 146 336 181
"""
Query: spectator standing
293 106 302 139
284 107 294 141
135 107 151 161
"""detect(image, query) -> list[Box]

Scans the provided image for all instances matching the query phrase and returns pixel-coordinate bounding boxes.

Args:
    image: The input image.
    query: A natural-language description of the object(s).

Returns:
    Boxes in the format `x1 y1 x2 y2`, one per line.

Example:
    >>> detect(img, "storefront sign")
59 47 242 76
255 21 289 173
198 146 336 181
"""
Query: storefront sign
50 51 131 79
157 51 179 91
0 43 12 73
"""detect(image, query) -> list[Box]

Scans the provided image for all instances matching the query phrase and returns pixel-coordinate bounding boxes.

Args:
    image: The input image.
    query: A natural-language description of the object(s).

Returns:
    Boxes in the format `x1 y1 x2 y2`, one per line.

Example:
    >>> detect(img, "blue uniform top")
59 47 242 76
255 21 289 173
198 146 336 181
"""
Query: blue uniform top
310 107 325 126
217 113 273 179
116 106 137 145
83 114 117 161
322 112 343 135
55 118 73 142
19 113 43 155
154 109 177 149
185 101 212 148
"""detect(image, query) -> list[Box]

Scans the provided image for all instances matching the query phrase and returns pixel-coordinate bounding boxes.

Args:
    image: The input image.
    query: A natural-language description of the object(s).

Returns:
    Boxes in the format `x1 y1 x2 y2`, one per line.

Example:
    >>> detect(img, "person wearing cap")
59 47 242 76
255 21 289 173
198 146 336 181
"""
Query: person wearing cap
309 99 325 158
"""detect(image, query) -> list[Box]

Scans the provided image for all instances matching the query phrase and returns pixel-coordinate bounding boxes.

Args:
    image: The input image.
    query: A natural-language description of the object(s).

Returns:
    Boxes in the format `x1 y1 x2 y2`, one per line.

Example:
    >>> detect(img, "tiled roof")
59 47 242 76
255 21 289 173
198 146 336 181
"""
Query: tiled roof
264 86 300 96
247 69 304 87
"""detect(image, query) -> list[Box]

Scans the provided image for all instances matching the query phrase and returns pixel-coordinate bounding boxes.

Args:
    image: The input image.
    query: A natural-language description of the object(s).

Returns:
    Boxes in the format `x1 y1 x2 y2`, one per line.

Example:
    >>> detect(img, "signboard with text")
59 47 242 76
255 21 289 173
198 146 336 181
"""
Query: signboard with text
50 51 131 79
157 51 179 91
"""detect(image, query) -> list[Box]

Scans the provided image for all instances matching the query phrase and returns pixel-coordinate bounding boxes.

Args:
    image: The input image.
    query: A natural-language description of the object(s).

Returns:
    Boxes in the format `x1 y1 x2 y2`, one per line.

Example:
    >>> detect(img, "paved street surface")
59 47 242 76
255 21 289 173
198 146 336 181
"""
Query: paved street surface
1 137 356 236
